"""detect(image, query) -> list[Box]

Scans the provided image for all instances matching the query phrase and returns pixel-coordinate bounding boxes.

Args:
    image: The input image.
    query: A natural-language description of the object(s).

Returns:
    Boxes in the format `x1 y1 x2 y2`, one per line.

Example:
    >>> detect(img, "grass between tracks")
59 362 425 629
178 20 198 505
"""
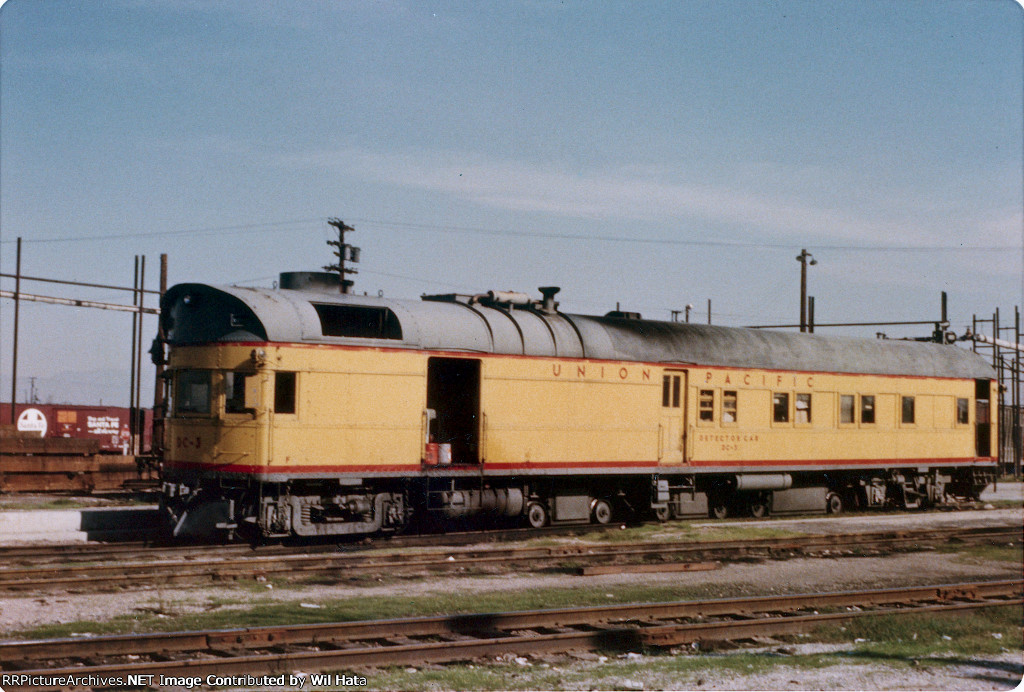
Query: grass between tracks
18 546 1021 637
20 580 763 640
809 604 1023 659
15 523 809 641
16 542 1021 643
936 541 1023 565
14 559 1022 690
579 521 804 544
324 606 1023 690
19 597 1022 690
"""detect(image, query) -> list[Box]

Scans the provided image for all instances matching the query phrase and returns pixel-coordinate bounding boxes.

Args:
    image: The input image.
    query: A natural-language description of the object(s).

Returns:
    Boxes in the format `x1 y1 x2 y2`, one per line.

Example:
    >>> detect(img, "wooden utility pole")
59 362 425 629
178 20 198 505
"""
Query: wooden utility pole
134 256 146 455
324 218 359 294
9 238 21 424
129 256 139 454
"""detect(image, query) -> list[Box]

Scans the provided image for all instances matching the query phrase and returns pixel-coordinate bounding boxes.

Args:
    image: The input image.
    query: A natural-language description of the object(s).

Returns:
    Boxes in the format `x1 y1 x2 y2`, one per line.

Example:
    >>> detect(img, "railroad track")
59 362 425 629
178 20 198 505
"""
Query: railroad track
0 499 1002 566
0 521 623 567
0 524 1017 593
1 579 1019 689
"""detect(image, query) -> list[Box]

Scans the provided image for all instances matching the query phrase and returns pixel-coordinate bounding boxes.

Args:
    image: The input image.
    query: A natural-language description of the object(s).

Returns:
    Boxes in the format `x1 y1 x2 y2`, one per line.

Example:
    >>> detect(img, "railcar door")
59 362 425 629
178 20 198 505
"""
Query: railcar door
426 357 481 465
659 370 687 465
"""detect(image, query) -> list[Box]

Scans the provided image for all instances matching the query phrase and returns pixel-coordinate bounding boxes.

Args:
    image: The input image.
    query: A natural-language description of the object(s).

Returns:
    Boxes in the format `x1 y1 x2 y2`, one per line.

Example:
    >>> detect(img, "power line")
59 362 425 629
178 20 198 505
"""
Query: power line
346 217 1018 252
0 218 323 245
0 214 1017 253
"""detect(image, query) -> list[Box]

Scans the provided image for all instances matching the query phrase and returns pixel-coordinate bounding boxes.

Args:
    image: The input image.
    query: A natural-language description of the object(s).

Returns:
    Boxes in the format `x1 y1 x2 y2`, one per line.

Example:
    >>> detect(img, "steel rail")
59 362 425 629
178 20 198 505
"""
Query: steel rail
0 528 1015 590
2 580 1019 685
0 525 1017 592
4 524 1015 569
0 521 628 566
1 579 1017 663
0 500 1003 566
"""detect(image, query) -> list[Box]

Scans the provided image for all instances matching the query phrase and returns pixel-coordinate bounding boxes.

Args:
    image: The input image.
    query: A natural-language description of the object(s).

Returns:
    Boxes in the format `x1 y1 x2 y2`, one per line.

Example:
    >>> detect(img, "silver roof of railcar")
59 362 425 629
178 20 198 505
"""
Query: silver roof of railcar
161 282 995 379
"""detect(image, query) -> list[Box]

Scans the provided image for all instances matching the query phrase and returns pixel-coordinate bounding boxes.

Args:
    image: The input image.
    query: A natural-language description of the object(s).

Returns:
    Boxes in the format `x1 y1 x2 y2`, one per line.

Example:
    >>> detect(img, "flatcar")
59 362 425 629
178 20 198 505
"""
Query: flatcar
157 272 998 539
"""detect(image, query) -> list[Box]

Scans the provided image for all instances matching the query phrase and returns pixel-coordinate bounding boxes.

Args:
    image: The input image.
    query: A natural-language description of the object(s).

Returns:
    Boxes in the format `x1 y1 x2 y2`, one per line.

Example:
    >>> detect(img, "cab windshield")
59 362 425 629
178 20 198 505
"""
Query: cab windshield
172 370 212 415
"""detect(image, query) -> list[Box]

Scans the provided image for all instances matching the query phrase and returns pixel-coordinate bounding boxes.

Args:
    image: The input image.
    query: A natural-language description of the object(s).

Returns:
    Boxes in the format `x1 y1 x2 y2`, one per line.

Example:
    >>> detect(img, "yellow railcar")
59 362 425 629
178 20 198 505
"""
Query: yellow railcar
158 273 997 538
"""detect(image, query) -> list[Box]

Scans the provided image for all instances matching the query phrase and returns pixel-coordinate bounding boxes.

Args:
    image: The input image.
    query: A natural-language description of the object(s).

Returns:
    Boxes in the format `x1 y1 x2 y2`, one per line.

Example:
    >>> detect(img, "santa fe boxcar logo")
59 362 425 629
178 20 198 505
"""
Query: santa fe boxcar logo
16 408 47 436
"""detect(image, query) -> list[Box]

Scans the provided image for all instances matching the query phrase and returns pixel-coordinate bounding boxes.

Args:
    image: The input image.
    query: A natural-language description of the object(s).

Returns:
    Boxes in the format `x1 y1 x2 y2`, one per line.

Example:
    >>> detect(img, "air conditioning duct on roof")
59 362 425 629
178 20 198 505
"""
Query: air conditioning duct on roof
279 272 341 293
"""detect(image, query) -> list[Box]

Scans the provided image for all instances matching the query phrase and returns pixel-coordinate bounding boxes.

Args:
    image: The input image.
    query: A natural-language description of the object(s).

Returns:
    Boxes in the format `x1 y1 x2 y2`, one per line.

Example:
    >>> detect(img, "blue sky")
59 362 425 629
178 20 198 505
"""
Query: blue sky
0 0 1021 406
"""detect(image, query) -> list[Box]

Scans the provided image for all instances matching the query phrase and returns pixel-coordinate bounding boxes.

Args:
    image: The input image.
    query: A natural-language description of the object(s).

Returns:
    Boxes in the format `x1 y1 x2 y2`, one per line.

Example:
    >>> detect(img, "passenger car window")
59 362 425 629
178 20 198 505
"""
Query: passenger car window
699 389 714 422
795 393 811 424
956 398 969 425
722 391 737 423
861 395 876 425
901 396 915 424
840 395 855 424
773 392 789 423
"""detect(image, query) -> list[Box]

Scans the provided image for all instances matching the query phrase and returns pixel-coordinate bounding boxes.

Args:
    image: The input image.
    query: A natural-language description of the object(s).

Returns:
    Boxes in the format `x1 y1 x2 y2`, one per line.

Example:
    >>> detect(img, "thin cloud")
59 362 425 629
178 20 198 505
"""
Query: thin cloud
280 146 1020 249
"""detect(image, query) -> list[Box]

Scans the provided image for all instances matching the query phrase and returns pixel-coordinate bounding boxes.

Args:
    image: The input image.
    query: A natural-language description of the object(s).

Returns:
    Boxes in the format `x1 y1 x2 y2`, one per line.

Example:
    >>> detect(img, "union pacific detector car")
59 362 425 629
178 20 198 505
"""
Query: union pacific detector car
158 272 997 539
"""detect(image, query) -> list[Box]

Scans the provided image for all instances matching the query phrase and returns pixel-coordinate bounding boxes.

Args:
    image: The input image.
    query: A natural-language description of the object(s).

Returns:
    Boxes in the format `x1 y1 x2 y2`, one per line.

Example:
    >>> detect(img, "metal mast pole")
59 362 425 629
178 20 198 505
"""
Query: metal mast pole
1016 306 1021 478
152 253 168 457
796 249 816 333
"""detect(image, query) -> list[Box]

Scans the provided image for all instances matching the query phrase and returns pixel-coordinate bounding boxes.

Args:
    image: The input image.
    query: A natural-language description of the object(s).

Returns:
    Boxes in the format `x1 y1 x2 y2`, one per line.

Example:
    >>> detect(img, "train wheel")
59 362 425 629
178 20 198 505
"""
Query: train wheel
748 495 770 519
526 502 549 528
654 505 672 522
591 499 613 525
826 492 844 514
710 500 729 520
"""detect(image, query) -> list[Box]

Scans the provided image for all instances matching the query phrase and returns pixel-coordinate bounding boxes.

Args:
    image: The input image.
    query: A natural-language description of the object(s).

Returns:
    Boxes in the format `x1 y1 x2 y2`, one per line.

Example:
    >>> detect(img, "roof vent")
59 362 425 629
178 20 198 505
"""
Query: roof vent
538 286 560 314
279 272 341 293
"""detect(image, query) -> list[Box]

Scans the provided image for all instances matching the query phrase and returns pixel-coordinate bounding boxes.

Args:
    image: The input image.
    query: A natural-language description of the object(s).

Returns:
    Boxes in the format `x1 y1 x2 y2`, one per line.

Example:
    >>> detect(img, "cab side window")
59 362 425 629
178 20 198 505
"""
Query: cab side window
275 372 297 414
225 371 248 414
